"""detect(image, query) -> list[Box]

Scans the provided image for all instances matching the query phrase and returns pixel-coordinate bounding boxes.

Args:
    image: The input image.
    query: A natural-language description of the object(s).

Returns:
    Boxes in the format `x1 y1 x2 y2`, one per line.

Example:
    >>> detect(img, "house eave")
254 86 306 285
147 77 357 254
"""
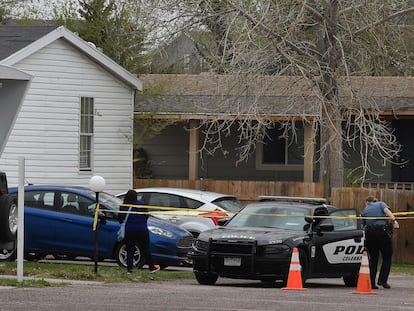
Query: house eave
135 110 414 121
0 64 32 81
134 112 318 121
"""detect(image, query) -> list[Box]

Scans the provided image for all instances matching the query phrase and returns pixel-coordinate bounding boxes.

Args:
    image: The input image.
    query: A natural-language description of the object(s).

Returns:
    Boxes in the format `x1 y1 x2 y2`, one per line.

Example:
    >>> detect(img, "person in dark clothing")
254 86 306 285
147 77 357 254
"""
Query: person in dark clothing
362 196 399 289
118 189 160 274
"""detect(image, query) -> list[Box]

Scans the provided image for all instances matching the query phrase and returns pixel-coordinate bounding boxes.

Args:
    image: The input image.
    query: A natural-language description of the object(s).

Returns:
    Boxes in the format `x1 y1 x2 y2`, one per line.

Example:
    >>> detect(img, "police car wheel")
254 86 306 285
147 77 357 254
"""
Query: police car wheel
343 273 358 287
299 249 309 286
194 271 218 285
0 195 17 243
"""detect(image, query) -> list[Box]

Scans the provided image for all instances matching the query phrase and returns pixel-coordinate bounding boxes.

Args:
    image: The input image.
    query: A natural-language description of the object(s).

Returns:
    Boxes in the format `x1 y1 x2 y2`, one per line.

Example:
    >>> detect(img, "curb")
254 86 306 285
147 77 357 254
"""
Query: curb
0 274 104 285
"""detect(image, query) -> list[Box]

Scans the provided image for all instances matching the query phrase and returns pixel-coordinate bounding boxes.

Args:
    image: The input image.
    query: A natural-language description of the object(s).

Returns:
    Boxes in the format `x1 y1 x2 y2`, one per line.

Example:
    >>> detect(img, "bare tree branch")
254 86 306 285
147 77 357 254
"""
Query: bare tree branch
354 6 414 36
143 0 413 191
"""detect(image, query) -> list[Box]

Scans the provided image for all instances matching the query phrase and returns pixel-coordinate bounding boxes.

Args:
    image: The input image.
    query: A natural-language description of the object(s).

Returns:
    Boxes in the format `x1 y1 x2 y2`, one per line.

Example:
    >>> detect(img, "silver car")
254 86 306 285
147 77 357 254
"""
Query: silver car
117 187 244 237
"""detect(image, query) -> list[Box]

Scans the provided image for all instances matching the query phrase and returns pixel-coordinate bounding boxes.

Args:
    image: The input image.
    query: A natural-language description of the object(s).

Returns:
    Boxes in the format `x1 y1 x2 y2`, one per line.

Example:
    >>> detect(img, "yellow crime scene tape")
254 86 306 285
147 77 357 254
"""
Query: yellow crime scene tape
92 202 100 231
92 203 229 230
92 203 414 231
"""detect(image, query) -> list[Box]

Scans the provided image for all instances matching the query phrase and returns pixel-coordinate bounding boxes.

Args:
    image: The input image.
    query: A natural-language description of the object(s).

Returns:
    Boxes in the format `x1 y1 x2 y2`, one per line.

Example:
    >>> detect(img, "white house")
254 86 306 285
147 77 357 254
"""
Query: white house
0 25 142 194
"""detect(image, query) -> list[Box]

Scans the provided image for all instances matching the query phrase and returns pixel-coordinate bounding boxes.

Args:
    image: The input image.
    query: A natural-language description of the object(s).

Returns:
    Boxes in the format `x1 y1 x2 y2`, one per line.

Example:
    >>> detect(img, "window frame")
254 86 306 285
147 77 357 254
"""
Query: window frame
255 125 304 171
79 96 94 171
183 53 191 72
11 190 57 211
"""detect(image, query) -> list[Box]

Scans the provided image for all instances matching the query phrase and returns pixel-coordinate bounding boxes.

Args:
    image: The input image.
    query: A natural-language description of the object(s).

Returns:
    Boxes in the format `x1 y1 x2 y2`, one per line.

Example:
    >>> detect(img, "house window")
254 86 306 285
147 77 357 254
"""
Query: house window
80 97 94 171
256 125 304 171
183 54 190 72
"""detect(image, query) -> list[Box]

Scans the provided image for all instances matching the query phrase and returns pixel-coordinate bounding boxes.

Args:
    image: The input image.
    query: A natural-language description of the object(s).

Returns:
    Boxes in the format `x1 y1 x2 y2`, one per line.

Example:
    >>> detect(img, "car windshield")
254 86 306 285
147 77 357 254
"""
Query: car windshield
83 189 122 210
226 204 310 230
99 192 122 209
212 197 244 212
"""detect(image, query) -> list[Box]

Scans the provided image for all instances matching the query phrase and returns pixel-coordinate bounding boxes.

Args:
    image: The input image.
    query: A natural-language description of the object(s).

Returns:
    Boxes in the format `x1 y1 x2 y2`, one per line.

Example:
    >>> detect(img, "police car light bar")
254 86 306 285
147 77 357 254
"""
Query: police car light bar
258 195 328 205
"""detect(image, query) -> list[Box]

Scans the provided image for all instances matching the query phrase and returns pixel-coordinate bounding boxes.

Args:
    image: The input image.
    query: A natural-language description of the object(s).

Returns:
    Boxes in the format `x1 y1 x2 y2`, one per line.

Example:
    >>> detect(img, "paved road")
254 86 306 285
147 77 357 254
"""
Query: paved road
1 274 413 311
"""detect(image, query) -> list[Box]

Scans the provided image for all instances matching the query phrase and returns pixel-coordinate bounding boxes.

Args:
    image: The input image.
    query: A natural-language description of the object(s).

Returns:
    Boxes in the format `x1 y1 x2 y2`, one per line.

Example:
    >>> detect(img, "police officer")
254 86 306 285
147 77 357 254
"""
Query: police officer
362 196 399 289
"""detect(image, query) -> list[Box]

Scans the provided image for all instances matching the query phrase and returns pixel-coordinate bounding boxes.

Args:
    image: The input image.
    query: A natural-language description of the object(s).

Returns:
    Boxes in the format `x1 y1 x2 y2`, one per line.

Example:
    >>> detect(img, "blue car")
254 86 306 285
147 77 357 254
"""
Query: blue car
2 186 194 268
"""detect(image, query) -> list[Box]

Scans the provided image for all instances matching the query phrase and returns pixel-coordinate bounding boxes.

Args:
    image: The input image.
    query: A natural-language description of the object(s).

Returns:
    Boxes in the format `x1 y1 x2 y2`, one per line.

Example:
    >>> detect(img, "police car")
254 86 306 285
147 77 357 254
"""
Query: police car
189 196 364 286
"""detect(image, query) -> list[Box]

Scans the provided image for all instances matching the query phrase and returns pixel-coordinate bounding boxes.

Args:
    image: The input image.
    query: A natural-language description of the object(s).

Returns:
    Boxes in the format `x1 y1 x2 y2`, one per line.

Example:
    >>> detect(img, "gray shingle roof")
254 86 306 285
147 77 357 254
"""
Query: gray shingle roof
136 74 414 117
0 25 58 61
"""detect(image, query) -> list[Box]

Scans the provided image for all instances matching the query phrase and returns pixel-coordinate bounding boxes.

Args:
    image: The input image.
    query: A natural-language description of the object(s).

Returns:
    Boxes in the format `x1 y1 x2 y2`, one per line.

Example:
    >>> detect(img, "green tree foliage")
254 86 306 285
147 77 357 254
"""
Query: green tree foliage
77 0 115 49
0 0 17 24
58 0 148 75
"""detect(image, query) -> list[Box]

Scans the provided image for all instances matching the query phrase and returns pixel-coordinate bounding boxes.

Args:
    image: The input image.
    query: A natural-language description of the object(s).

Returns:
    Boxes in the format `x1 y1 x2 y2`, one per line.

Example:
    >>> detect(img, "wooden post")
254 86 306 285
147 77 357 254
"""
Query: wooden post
188 119 199 180
303 123 314 183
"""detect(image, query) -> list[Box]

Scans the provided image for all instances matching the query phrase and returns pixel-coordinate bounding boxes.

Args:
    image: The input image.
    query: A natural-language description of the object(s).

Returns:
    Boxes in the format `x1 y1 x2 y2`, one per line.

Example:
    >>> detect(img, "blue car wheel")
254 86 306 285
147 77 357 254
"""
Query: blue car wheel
0 241 16 261
115 241 142 268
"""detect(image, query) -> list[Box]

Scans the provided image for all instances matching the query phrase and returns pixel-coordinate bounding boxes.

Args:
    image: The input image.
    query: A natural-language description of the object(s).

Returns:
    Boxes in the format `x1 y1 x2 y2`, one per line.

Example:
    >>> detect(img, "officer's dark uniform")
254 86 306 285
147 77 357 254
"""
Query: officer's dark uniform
362 197 394 289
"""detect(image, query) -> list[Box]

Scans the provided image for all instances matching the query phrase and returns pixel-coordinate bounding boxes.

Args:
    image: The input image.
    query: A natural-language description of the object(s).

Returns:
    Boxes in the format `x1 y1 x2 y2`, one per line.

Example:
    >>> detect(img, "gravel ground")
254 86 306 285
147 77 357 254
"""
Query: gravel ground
1 274 413 311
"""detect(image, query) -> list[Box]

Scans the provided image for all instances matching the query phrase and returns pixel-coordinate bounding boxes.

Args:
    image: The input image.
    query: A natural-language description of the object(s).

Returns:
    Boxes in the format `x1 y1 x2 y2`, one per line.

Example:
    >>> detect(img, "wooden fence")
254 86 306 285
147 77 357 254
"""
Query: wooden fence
134 179 414 264
331 187 414 264
133 179 324 204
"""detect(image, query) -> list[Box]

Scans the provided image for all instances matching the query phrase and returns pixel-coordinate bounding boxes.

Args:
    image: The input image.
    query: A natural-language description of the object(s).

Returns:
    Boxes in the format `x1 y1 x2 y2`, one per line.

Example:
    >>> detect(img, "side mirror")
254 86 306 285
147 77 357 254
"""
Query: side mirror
99 214 107 225
305 216 314 223
318 222 334 232
217 218 228 226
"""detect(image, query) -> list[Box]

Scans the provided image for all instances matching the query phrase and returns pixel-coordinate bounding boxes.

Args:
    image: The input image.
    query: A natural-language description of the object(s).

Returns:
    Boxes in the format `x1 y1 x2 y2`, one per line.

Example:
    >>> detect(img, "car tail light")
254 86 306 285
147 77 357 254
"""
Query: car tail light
199 209 228 225
0 172 8 194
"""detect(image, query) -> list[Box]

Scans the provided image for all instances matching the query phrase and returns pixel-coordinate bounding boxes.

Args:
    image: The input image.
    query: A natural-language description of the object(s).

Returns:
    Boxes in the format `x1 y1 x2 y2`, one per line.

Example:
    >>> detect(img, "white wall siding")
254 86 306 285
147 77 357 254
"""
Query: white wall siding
0 39 134 195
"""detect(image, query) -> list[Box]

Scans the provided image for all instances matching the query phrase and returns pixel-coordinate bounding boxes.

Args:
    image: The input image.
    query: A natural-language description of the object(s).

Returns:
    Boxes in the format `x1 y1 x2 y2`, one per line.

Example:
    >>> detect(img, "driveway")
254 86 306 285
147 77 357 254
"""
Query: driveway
1 274 413 311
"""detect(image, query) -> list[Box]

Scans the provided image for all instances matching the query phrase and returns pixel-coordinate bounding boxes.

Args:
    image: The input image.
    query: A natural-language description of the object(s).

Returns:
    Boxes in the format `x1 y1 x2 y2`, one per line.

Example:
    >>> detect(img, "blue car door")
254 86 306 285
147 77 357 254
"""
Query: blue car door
52 191 118 259
21 190 58 255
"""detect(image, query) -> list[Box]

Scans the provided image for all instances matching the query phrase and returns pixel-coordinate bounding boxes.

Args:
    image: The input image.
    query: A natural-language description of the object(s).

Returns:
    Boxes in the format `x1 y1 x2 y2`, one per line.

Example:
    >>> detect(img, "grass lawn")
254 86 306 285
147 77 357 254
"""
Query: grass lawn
0 261 195 287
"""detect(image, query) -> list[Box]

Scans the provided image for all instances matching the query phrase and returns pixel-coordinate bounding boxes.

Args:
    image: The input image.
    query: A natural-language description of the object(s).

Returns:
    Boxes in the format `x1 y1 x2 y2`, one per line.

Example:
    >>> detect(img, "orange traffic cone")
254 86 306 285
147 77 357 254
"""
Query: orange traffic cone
353 250 377 295
281 247 307 291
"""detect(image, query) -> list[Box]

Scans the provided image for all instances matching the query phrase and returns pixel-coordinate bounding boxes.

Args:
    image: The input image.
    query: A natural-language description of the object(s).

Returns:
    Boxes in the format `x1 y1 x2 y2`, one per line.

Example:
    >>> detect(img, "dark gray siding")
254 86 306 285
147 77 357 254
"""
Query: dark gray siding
139 124 189 178
343 143 391 184
139 123 305 181
138 122 392 182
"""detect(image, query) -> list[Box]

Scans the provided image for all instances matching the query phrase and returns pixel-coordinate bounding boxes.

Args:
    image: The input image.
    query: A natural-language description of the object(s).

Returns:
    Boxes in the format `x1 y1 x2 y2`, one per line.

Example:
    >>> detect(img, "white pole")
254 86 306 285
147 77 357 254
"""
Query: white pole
17 157 25 282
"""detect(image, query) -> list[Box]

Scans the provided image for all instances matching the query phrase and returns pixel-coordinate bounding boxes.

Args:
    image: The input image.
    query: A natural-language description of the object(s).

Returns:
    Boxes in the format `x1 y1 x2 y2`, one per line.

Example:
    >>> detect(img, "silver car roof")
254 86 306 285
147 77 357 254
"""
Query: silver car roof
118 187 237 202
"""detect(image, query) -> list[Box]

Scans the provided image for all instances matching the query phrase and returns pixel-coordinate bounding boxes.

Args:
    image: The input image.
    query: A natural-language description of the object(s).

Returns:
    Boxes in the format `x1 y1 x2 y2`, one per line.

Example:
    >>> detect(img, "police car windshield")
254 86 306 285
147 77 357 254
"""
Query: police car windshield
226 204 309 230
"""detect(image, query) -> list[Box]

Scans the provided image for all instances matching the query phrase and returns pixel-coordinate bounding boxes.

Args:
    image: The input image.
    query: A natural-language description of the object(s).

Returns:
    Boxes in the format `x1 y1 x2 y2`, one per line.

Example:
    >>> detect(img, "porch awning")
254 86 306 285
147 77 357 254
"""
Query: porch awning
0 65 32 154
